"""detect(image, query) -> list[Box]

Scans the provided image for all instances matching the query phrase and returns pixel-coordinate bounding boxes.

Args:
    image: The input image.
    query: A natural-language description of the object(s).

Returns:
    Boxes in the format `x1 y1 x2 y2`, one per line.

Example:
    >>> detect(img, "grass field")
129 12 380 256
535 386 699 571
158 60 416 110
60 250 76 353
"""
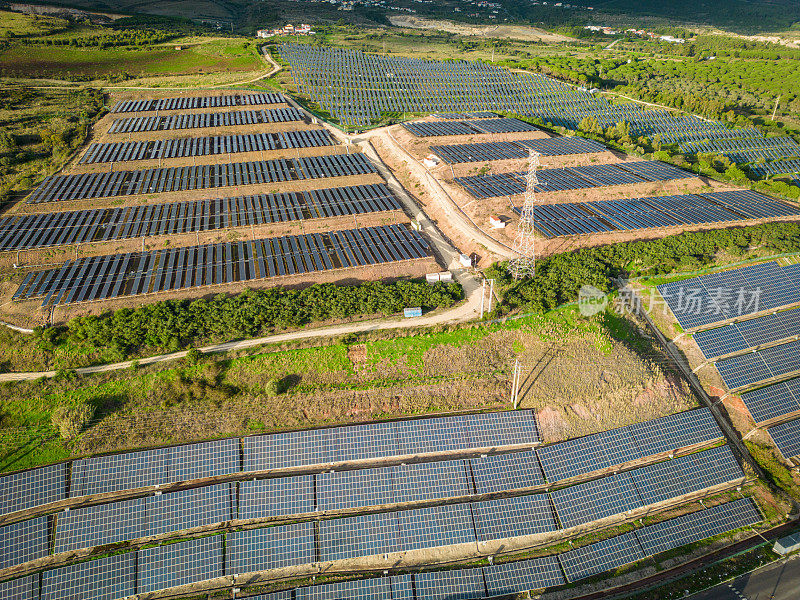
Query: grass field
0 10 69 37
0 305 696 472
0 38 263 79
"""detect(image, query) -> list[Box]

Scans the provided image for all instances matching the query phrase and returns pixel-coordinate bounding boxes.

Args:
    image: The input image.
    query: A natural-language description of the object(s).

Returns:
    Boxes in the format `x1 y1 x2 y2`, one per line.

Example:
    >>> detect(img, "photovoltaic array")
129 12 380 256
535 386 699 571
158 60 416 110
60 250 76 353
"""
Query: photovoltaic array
107 107 304 133
12 224 431 307
27 152 377 203
430 137 606 164
658 261 800 330
404 117 540 137
456 161 692 199
80 129 334 164
110 92 286 113
693 306 800 360
1 183 403 252
767 417 800 460
527 190 800 238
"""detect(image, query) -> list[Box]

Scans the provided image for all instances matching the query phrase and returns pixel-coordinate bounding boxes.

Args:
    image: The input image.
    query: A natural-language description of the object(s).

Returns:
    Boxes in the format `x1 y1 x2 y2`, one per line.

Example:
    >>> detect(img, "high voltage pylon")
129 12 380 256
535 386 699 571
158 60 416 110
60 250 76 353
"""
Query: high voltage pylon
510 150 540 280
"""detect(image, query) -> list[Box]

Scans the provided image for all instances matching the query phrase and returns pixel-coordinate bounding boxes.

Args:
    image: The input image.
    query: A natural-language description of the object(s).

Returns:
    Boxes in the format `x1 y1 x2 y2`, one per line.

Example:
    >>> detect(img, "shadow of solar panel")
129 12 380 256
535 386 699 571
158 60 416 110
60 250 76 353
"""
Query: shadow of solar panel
636 498 761 556
42 552 136 600
0 575 39 600
483 556 565 594
628 408 721 457
227 523 315 573
295 576 400 600
768 417 800 460
146 484 234 536
397 504 476 551
470 450 544 493
550 472 642 529
740 380 800 423
629 445 743 505
139 536 222 592
1 463 65 516
1 516 48 570
393 460 472 503
318 466 395 510
472 494 557 541
239 475 315 518
54 496 146 553
558 531 644 582
318 512 400 561
413 567 486 600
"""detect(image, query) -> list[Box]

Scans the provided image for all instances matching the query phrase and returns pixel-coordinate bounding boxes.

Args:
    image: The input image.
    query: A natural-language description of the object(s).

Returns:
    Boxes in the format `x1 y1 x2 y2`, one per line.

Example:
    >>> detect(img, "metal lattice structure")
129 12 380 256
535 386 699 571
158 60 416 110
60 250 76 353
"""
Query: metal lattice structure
510 150 540 280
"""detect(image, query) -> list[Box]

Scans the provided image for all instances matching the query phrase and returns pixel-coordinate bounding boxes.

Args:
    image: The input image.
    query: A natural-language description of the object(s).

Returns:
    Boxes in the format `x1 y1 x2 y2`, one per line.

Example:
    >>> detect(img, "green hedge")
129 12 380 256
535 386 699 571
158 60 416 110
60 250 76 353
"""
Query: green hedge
60 281 463 353
491 222 800 313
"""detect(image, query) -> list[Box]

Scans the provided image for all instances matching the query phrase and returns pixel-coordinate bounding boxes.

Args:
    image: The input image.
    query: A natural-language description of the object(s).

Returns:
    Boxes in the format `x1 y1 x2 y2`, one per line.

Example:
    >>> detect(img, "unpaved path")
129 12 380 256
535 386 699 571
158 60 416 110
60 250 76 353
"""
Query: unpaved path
0 270 482 382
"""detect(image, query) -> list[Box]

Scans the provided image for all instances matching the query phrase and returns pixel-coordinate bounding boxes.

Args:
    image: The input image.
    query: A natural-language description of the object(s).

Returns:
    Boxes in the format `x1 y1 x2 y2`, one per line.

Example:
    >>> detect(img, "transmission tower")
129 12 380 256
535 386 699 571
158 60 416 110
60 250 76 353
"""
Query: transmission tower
510 150 540 280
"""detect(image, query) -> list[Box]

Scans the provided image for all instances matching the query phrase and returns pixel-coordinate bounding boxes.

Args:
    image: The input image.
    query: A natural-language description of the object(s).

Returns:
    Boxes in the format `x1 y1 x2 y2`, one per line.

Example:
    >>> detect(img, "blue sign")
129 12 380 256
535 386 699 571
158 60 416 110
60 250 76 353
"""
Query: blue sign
404 307 422 318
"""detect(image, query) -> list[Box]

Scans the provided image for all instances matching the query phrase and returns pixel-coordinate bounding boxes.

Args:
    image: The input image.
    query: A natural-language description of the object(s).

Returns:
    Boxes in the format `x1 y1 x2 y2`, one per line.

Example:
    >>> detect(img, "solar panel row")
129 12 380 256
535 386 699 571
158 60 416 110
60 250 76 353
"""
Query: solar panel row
110 93 286 113
456 161 692 199
1 411 539 519
694 306 800 360
28 152 376 203
1 183 401 252
739 378 800 424
2 459 755 597
767 417 800 460
715 338 800 390
108 107 304 133
430 136 606 164
658 261 800 330
525 190 800 238
80 129 334 164
558 497 760 582
13 224 431 307
403 117 539 137
537 408 721 482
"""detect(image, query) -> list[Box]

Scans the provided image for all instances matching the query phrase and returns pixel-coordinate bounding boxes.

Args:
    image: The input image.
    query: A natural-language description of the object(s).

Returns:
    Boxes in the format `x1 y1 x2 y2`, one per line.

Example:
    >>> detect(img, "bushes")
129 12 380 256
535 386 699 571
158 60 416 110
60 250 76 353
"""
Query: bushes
51 403 95 440
494 222 800 313
65 280 463 355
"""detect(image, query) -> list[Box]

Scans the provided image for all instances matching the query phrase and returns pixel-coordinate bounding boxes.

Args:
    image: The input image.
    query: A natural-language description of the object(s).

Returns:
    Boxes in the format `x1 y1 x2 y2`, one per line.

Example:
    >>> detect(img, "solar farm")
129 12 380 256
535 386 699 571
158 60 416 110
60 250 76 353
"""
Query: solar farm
0 407 766 600
1 91 438 322
656 261 800 467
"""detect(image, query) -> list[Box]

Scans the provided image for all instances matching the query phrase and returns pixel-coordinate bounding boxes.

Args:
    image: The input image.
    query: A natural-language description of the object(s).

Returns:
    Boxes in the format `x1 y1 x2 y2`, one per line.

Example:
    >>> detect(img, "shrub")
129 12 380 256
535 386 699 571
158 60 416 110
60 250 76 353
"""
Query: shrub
51 403 95 440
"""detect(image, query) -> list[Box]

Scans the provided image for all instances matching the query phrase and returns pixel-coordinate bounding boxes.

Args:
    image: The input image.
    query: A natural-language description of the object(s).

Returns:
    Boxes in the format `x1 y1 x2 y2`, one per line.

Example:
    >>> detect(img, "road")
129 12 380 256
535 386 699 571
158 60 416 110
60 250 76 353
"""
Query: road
687 554 800 600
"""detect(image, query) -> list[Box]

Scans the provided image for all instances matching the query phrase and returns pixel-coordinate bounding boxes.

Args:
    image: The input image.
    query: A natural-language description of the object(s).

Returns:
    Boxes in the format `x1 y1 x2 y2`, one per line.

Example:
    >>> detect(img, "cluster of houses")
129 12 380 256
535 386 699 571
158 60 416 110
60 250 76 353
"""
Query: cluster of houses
256 24 315 38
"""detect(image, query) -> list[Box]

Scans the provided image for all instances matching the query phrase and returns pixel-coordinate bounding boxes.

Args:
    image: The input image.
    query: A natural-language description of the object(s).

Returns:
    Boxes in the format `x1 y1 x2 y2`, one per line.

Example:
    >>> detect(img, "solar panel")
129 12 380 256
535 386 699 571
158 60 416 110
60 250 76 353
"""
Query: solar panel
550 472 643 529
239 475 315 518
392 460 473 503
716 339 800 390
41 552 136 600
696 307 800 360
630 445 744 505
0 575 39 600
0 516 49 570
317 466 395 510
558 531 644 582
1 463 66 516
768 417 800 460
483 556 566 594
628 408 722 457
470 450 544 493
472 494 557 541
146 484 235 536
294 576 410 600
413 567 487 600
227 523 315 573
636 498 761 556
138 536 223 592
318 512 400 561
397 504 476 551
54 496 146 553
740 381 800 423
